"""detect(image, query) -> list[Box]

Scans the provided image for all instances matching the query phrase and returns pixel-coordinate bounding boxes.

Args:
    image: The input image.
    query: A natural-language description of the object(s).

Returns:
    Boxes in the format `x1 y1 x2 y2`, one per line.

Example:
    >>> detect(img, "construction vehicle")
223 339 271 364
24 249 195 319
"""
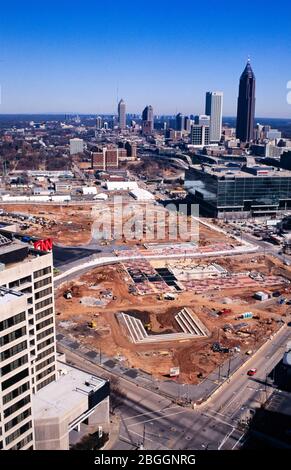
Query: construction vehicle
88 321 97 328
236 312 254 320
64 290 73 299
163 293 177 301
144 322 152 331
212 342 229 353
21 235 32 243
219 308 232 315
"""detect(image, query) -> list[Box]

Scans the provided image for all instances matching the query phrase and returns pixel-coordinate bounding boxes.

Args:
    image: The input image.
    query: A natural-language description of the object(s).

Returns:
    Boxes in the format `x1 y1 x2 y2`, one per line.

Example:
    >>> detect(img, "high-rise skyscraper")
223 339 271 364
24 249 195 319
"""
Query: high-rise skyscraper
184 116 191 133
142 105 154 134
0 229 110 450
142 105 153 123
118 99 126 130
96 116 102 130
176 113 185 132
205 91 223 143
236 60 256 143
0 231 57 450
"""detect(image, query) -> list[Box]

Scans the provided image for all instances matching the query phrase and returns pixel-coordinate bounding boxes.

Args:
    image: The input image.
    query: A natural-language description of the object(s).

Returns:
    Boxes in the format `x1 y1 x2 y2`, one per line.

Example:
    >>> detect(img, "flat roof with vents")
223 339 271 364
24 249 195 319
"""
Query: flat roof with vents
0 287 24 305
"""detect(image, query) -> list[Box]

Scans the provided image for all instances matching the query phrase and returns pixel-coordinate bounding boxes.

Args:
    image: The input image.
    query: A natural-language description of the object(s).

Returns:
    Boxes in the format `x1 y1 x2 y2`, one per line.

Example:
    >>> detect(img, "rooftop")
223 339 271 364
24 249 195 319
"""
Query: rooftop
0 230 49 269
33 361 107 420
0 287 24 305
188 164 291 179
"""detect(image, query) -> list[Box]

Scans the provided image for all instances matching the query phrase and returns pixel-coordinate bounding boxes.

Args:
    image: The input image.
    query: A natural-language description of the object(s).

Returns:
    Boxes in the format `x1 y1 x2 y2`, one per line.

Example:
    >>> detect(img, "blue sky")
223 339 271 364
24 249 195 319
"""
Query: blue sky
1 0 291 117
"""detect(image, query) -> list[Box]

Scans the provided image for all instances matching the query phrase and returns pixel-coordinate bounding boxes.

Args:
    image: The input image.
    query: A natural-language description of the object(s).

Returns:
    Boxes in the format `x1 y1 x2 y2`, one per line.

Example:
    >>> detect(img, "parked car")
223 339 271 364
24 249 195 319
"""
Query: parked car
247 368 257 376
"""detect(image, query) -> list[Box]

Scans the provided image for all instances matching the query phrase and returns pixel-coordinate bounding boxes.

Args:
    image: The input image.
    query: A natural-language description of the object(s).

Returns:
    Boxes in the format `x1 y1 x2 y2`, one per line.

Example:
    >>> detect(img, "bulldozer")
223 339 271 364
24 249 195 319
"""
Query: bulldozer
88 321 97 329
144 322 152 331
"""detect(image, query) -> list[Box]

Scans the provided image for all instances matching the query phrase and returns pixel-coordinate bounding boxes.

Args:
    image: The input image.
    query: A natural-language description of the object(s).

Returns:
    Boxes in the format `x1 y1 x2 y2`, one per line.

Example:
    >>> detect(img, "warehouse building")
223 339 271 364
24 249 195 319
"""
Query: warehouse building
130 188 155 201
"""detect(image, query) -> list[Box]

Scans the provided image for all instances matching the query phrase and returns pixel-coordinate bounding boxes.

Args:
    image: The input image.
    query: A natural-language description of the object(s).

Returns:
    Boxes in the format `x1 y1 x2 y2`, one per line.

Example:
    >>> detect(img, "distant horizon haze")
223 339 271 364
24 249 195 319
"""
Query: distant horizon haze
0 114 290 121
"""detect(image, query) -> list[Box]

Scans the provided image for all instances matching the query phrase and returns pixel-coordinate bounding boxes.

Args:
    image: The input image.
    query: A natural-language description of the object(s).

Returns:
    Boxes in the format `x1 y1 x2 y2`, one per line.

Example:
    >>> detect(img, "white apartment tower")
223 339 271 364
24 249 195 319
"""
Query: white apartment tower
0 230 110 451
96 116 102 130
0 288 35 450
205 91 223 143
69 138 84 155
0 231 56 449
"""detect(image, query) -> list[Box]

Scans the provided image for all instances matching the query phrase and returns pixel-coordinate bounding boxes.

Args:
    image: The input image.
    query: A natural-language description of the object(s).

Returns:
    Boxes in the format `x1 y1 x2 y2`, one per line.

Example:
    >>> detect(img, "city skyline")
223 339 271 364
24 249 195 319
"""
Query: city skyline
0 1 291 116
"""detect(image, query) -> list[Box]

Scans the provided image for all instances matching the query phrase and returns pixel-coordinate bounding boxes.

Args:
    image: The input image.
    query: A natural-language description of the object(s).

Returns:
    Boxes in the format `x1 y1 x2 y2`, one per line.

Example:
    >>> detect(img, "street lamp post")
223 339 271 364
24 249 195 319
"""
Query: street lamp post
227 355 232 379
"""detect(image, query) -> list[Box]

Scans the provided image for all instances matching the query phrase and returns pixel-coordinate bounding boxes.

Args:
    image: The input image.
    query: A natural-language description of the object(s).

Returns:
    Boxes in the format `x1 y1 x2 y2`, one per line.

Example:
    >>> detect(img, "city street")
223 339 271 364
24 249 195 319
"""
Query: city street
61 347 243 450
59 322 291 450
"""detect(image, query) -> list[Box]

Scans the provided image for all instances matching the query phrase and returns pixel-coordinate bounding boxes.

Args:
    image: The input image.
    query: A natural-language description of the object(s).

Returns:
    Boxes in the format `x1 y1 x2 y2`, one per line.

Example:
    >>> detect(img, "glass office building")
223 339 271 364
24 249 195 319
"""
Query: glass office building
185 165 291 218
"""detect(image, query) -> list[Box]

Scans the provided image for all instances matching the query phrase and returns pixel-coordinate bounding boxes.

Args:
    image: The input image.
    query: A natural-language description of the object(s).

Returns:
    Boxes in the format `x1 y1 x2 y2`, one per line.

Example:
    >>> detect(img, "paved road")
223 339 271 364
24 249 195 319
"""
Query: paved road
52 212 258 271
239 231 291 264
202 325 291 434
58 323 291 450
60 347 243 451
53 244 101 268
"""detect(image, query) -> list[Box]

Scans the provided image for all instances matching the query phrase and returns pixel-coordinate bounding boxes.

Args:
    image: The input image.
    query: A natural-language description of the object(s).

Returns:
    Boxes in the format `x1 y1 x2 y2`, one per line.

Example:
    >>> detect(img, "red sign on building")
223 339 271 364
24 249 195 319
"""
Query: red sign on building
34 238 53 252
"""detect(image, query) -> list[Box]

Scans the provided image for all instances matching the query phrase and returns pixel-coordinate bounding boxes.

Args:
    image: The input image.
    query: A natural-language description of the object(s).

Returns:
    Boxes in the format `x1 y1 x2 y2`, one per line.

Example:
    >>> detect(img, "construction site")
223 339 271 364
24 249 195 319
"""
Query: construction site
0 204 93 245
3 197 291 385
0 201 241 248
56 252 291 384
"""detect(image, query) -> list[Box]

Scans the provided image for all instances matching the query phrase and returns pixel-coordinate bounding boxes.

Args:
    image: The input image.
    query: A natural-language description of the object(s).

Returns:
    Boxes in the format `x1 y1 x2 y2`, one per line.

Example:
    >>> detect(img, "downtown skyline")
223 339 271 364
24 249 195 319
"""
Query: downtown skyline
0 1 291 117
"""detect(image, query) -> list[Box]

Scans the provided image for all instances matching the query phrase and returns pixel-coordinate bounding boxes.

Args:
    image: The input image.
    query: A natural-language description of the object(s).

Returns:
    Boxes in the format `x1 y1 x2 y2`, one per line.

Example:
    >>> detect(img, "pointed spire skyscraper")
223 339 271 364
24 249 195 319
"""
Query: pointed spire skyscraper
236 59 256 143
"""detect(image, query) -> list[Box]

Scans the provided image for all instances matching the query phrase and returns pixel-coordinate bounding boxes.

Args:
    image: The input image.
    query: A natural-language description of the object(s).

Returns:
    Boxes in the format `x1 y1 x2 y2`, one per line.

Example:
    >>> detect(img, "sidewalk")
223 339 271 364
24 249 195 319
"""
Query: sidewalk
102 415 121 450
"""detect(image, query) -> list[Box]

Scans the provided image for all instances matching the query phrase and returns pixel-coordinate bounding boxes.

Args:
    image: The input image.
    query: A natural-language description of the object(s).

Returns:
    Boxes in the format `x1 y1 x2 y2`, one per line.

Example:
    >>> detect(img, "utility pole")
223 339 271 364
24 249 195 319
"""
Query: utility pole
140 424 146 450
227 355 232 379
264 373 268 404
